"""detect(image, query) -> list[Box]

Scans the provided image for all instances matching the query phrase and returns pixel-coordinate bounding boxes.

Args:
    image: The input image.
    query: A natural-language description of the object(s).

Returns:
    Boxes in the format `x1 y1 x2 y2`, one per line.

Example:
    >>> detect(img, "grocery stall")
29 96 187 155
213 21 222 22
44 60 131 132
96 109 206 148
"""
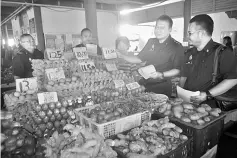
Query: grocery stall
1 0 237 158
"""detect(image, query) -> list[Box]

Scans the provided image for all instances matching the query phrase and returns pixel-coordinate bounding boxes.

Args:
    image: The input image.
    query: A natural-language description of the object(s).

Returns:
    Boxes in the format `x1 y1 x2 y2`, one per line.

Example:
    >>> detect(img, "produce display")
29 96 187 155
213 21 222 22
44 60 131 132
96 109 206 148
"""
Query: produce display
1 122 38 157
156 99 222 126
43 124 117 158
1 67 14 84
105 117 188 157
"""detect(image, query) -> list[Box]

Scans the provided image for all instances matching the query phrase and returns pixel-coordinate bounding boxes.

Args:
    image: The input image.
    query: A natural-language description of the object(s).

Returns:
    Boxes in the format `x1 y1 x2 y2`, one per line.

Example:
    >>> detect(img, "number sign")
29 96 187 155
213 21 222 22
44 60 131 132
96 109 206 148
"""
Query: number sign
79 61 96 72
126 82 140 90
113 80 125 88
16 77 38 93
102 48 117 59
45 67 65 81
46 49 63 60
73 47 89 60
105 63 117 71
37 92 58 104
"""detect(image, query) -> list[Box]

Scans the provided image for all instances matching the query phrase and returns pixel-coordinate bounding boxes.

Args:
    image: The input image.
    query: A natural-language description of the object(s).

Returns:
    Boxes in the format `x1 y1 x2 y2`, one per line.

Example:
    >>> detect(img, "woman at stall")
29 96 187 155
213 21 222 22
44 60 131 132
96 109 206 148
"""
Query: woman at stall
12 34 44 79
223 36 233 51
116 36 131 55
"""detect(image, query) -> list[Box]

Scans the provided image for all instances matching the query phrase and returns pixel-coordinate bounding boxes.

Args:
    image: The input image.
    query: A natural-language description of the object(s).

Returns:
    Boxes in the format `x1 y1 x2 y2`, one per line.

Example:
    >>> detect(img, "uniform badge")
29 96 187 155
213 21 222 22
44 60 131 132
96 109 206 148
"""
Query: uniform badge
149 44 155 51
189 55 192 60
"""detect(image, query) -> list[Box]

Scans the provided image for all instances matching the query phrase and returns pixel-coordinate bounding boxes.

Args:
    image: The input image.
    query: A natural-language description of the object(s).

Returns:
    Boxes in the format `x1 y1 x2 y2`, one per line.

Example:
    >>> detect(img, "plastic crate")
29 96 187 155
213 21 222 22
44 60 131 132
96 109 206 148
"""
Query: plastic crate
152 113 225 158
75 104 151 138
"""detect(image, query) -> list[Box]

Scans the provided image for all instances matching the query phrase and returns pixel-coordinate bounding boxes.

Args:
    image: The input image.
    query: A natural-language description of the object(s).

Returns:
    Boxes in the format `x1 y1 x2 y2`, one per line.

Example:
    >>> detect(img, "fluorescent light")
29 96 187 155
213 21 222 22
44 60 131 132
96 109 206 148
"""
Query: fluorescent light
2 39 5 45
8 39 15 47
120 0 184 15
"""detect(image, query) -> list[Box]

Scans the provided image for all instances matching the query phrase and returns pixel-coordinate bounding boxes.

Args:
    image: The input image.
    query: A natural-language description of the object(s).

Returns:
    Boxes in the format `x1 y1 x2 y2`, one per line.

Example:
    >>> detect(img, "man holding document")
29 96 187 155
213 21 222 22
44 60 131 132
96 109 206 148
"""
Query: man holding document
118 15 184 96
180 14 237 109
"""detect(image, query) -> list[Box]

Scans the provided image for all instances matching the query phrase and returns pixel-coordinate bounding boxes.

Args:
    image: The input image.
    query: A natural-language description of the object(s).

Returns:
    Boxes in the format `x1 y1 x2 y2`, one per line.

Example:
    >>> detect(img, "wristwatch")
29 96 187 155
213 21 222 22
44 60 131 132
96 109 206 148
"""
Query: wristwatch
206 91 213 100
161 72 165 79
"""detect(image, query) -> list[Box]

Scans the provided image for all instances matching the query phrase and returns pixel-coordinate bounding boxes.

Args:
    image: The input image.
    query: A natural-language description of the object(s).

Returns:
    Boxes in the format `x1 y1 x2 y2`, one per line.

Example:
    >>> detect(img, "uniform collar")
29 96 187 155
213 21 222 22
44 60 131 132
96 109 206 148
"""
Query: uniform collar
161 35 172 45
201 39 214 53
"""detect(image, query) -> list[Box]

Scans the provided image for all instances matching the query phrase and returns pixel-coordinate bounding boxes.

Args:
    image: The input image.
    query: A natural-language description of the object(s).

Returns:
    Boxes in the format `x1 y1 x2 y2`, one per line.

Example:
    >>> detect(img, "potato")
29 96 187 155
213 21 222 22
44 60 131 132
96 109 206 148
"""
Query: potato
184 109 194 114
197 107 206 113
189 113 200 120
181 117 191 123
210 111 219 117
164 110 171 116
204 116 211 122
158 104 168 113
197 119 205 125
173 105 184 112
166 103 172 110
201 104 212 112
183 103 194 110
212 108 221 113
174 112 182 119
174 126 183 133
197 112 209 118
179 134 188 141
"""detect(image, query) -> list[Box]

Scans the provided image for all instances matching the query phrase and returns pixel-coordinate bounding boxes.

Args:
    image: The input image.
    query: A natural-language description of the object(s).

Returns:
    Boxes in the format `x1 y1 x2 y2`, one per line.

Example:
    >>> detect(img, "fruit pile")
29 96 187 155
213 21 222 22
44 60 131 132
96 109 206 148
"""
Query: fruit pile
105 117 188 157
43 124 117 158
4 91 37 111
1 123 37 157
156 101 222 126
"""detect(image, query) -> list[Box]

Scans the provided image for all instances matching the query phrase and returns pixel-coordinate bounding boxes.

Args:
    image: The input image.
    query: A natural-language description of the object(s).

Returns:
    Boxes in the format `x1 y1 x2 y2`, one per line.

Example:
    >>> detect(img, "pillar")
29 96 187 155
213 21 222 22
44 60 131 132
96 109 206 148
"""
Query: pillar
84 0 98 42
183 0 191 42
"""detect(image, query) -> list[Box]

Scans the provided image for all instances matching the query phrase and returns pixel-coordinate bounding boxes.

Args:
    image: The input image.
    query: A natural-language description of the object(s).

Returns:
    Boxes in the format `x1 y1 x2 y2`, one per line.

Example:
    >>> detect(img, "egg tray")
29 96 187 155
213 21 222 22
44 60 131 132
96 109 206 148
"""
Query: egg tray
74 104 151 138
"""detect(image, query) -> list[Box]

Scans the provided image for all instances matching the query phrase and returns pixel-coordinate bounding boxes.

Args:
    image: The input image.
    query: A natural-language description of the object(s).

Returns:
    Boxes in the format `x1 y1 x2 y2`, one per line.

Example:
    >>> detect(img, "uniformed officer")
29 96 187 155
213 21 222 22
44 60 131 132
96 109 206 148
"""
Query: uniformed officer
118 15 184 96
12 34 44 79
180 14 237 106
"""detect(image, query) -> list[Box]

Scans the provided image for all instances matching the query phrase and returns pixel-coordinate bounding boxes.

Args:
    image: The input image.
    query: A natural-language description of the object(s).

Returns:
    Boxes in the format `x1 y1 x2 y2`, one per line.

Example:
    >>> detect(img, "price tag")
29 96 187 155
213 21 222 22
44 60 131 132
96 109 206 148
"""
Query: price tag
113 80 125 88
126 82 140 90
73 47 88 60
45 67 65 81
79 61 96 72
37 92 58 104
105 63 117 71
16 77 38 93
102 48 117 59
46 48 63 60
86 44 97 56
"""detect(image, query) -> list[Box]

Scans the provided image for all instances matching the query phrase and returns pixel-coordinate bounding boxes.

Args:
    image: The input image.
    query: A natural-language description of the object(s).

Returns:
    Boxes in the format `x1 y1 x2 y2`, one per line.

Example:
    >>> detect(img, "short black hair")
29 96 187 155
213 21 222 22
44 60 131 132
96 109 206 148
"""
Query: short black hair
223 36 232 46
81 28 91 35
190 14 214 36
115 36 130 49
20 34 33 41
156 15 173 28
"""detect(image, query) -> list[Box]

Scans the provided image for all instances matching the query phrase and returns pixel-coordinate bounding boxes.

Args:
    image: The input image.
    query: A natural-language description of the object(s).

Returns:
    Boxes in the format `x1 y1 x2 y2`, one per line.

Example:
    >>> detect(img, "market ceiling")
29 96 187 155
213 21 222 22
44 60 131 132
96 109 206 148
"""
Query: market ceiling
1 0 164 22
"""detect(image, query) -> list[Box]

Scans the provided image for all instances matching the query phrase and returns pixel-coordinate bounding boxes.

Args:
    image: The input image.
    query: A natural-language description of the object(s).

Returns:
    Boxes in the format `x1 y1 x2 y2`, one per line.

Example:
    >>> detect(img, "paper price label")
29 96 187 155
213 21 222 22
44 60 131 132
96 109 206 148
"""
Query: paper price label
45 67 65 81
126 82 140 90
16 77 38 93
73 47 89 60
79 61 96 72
113 80 125 88
102 48 117 59
46 49 63 60
105 63 117 71
37 92 58 104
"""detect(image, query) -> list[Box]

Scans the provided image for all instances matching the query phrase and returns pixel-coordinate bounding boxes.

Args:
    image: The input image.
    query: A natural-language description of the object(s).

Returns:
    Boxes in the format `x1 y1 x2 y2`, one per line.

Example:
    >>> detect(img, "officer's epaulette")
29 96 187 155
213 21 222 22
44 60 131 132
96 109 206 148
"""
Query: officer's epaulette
172 39 182 46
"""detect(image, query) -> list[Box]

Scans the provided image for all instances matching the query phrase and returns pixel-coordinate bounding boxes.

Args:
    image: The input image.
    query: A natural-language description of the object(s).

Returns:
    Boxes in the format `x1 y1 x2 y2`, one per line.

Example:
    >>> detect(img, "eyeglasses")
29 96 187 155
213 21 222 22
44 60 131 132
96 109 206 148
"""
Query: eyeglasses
21 40 34 44
187 30 202 36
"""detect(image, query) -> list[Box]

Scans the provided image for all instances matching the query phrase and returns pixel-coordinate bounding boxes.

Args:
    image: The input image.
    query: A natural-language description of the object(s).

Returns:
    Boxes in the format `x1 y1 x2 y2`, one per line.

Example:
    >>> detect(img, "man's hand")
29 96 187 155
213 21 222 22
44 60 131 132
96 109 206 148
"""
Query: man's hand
150 71 164 80
190 92 207 105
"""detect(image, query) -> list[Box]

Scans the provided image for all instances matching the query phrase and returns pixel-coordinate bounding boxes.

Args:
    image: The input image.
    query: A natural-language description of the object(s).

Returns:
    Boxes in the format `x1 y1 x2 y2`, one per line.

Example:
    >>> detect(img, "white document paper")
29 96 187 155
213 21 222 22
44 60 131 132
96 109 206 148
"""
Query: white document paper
177 86 200 103
138 65 156 79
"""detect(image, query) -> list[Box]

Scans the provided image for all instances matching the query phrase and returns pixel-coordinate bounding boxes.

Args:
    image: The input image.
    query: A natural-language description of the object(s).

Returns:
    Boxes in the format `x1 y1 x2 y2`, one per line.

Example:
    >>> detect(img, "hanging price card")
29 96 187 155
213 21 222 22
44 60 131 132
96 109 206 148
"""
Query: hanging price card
79 61 96 72
113 80 125 88
46 48 63 60
102 48 117 59
16 77 38 93
126 82 140 90
37 92 58 104
45 67 65 81
73 47 88 60
105 63 117 71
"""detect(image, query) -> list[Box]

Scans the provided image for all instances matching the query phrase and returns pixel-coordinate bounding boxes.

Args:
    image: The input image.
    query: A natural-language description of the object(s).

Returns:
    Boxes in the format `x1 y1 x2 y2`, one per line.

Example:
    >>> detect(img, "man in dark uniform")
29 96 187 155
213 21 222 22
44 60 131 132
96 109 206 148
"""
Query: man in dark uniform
75 28 102 55
118 15 184 96
12 34 44 79
180 14 237 106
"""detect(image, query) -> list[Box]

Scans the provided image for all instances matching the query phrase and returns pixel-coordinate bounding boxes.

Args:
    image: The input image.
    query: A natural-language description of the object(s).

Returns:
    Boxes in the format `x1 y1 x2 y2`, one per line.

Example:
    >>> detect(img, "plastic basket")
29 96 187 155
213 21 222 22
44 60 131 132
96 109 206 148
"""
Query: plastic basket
152 113 226 158
75 104 151 138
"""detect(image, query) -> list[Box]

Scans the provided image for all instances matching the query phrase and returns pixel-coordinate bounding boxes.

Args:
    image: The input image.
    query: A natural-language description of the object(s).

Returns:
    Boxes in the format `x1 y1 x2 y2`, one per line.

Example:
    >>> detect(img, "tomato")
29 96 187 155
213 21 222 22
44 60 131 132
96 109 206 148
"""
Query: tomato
54 121 60 128
34 117 42 124
38 124 46 132
106 108 113 114
1 119 10 129
54 109 60 115
11 127 22 136
24 136 36 146
56 114 62 121
16 139 24 147
46 110 53 117
60 107 67 115
42 104 49 111
60 119 67 126
98 115 104 122
91 117 97 122
35 105 41 112
5 136 17 146
56 102 62 109
62 100 68 107
99 110 106 116
38 111 46 119
50 115 56 122
113 111 120 117
90 109 96 114
49 102 55 110
95 106 101 111
46 122 53 129
62 113 69 119
24 146 35 156
35 129 43 138
43 116 49 123
5 145 16 152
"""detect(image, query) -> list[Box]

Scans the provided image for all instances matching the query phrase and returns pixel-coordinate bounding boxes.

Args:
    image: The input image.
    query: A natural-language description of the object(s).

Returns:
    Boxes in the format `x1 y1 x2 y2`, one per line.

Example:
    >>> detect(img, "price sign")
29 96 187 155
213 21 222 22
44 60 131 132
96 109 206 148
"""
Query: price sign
73 47 89 60
16 77 38 93
86 44 97 56
46 48 63 60
45 67 65 81
102 48 117 59
37 92 58 104
126 82 140 90
105 63 117 71
113 80 125 88
79 61 96 72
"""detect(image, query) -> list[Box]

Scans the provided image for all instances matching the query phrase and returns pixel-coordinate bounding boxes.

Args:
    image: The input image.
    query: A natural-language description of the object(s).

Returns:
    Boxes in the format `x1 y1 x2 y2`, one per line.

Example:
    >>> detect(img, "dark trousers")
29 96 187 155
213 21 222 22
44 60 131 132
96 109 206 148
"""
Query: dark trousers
144 80 172 97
